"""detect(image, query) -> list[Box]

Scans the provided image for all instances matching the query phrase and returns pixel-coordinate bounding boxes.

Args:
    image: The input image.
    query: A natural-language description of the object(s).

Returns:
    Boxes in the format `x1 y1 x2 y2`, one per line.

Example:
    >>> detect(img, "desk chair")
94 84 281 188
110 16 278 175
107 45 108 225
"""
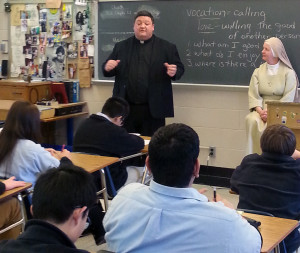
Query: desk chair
119 153 152 185
141 165 152 185
0 192 27 236
72 152 117 211
237 209 287 253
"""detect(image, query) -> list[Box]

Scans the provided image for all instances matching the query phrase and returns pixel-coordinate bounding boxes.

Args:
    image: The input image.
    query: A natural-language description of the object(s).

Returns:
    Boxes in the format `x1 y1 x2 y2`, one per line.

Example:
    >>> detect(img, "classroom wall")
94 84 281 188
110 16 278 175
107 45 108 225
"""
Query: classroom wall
0 0 250 170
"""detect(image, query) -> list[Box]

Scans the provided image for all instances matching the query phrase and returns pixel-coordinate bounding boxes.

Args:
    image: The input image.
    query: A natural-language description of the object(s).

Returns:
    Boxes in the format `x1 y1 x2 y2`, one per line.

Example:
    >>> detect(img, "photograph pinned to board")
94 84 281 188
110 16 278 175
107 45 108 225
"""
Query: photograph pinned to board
21 19 28 32
25 4 39 27
83 34 93 44
30 26 40 35
25 34 32 46
32 35 39 45
62 21 72 39
67 42 78 59
63 4 72 19
32 46 38 59
47 36 54 47
46 45 65 80
79 43 88 58
23 45 32 58
47 8 60 32
74 5 88 40
68 63 77 79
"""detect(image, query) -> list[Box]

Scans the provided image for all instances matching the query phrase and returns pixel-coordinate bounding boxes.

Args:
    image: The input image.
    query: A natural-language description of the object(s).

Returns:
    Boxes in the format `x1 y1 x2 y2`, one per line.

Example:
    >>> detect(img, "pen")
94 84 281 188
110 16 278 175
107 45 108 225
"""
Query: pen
213 187 217 202
61 144 65 151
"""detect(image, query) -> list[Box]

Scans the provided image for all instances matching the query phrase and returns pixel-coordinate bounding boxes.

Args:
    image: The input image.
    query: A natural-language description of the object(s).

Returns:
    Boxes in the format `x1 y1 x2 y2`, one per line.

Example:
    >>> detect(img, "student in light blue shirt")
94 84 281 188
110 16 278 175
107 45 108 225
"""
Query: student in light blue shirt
104 123 261 253
0 101 70 187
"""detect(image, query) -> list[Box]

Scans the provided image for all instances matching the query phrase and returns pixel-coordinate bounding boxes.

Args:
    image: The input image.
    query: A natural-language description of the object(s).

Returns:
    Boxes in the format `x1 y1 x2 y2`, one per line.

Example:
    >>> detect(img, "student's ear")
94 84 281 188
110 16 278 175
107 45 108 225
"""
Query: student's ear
73 206 87 225
111 116 122 126
145 156 152 174
193 158 200 178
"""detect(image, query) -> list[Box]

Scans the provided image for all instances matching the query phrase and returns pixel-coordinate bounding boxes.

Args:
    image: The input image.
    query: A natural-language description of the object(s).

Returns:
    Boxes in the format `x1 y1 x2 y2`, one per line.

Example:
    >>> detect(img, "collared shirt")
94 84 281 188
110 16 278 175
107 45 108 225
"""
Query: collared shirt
0 139 60 187
127 36 154 104
96 112 111 122
0 219 89 253
104 181 261 253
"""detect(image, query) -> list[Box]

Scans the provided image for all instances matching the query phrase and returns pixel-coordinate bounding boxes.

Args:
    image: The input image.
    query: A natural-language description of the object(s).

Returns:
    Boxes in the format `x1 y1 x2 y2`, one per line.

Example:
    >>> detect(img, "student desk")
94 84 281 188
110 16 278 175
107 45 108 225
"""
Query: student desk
0 182 32 234
242 212 299 253
69 153 119 210
0 182 32 202
140 136 150 153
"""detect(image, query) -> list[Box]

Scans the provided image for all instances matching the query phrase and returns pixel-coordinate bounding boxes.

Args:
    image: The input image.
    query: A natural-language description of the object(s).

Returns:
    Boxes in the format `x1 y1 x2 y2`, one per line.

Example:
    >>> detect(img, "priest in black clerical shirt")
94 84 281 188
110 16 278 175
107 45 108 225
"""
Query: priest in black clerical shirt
102 10 184 136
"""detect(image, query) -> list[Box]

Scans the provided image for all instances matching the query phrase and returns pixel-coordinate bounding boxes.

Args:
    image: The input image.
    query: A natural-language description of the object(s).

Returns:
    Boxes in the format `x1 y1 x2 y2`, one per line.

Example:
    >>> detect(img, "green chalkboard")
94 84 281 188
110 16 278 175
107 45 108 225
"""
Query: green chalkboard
98 0 300 85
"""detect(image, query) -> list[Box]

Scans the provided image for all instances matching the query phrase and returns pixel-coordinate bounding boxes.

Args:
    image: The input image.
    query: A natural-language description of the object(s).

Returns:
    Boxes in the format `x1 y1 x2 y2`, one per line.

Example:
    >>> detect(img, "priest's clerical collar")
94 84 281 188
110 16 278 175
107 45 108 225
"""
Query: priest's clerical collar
135 35 154 44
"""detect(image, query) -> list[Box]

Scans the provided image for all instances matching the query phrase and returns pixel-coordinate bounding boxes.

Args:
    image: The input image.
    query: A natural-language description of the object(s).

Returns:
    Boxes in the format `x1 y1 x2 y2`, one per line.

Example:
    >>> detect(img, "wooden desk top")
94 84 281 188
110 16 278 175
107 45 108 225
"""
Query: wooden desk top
0 79 51 87
40 111 88 122
141 136 150 153
70 153 119 173
0 182 32 202
242 213 298 253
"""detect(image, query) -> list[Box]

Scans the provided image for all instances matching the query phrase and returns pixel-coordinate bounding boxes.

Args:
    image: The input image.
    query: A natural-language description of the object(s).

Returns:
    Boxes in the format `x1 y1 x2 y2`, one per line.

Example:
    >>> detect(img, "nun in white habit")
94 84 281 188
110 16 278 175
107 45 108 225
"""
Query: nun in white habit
245 37 299 155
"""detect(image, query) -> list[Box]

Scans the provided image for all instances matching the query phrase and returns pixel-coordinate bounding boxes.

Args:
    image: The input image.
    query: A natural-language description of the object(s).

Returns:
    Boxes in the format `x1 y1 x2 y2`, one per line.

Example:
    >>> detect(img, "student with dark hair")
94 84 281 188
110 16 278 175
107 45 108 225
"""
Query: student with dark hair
0 101 70 187
104 123 261 253
231 124 300 253
102 10 184 136
73 96 144 191
0 158 96 252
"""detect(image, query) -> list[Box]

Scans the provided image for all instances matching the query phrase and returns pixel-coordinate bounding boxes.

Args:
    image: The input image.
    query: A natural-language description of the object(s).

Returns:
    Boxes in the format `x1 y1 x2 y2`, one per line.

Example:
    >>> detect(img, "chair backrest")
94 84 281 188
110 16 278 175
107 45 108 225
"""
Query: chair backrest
71 152 117 211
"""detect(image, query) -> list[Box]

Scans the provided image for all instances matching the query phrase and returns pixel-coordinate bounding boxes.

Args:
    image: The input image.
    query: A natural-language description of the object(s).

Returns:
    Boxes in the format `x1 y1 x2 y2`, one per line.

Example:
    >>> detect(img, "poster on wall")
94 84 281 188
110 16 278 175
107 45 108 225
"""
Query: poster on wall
46 45 66 80
74 5 88 40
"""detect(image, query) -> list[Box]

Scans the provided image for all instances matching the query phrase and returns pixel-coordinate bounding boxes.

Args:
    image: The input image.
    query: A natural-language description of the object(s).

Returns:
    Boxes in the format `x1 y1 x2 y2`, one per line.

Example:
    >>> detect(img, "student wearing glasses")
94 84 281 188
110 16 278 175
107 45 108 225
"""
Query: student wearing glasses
0 158 96 253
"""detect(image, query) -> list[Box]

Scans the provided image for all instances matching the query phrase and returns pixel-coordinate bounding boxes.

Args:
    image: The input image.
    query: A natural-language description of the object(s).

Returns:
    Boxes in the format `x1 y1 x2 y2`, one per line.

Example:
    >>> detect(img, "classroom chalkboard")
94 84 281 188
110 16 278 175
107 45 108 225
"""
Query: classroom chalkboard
98 0 300 86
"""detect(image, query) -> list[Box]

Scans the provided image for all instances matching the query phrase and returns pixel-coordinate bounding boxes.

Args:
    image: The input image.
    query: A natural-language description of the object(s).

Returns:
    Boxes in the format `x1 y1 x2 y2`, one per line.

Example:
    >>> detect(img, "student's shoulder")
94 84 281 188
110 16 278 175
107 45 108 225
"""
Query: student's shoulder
118 183 147 195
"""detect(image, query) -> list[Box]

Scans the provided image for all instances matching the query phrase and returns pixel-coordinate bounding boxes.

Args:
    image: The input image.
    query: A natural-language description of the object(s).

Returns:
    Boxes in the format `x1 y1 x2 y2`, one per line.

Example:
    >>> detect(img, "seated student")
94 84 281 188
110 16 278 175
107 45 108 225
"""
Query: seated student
73 96 144 191
0 158 97 253
231 124 300 253
0 101 70 187
103 123 261 253
0 101 104 245
0 177 26 240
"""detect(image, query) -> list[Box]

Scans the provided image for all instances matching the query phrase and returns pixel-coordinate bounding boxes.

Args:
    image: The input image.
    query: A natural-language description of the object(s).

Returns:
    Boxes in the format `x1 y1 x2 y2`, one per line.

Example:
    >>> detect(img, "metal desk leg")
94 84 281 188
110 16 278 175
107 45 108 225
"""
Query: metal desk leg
99 169 109 211
0 193 26 235
141 165 152 185
141 165 148 184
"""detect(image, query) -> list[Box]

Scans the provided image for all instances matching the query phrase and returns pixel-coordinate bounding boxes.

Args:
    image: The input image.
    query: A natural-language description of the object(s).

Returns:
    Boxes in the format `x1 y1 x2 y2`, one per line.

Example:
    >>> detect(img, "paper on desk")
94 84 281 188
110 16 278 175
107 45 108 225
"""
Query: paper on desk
144 140 150 145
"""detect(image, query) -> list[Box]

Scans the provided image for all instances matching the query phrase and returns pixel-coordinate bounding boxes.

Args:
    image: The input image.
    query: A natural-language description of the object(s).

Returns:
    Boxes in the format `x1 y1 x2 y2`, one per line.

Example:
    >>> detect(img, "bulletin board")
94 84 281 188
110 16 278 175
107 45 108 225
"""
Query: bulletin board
8 0 95 87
